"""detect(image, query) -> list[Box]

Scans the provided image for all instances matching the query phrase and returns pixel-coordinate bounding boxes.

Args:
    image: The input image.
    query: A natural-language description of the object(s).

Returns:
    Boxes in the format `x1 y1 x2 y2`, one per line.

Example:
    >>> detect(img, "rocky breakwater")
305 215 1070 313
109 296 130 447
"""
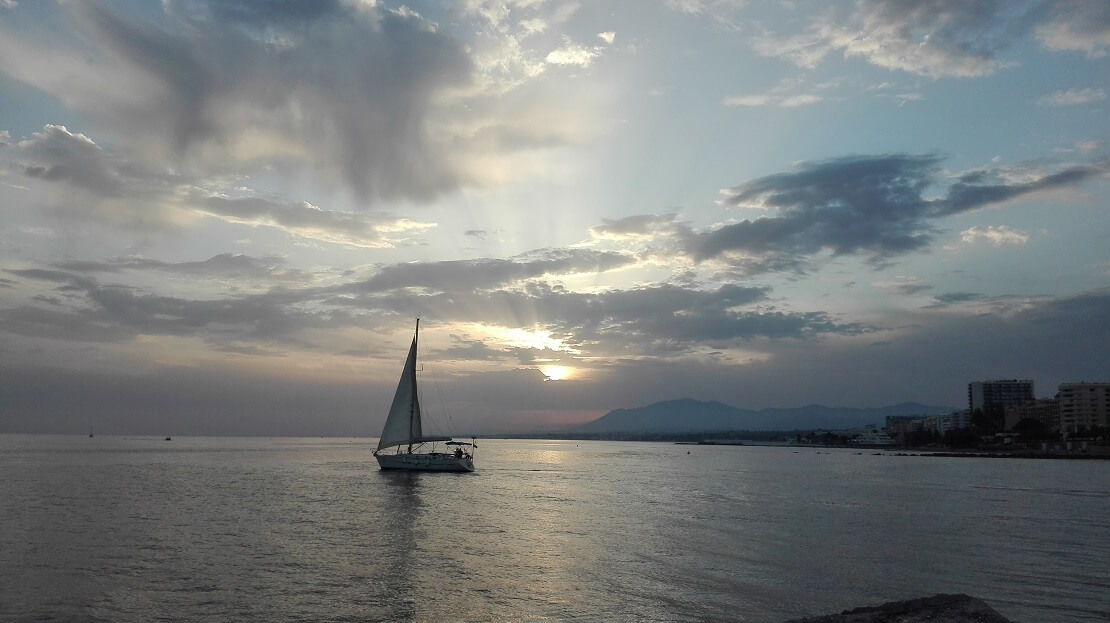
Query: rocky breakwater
784 594 1013 623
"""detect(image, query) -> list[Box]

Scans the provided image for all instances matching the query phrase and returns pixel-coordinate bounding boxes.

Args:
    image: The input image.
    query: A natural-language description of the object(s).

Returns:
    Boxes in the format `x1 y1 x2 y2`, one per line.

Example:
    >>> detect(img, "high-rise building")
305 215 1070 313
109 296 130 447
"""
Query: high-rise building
1004 398 1059 431
968 379 1034 429
1057 382 1109 435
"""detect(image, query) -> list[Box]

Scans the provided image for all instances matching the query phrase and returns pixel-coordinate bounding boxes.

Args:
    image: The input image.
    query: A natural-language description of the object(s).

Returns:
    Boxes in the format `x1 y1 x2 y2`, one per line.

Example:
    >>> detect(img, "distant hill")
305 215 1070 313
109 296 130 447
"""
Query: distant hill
572 398 956 434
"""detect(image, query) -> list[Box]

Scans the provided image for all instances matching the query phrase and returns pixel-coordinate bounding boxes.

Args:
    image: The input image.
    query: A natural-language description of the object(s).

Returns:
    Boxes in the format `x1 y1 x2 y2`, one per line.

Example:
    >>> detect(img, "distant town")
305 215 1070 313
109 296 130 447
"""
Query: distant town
875 379 1108 451
505 380 1110 458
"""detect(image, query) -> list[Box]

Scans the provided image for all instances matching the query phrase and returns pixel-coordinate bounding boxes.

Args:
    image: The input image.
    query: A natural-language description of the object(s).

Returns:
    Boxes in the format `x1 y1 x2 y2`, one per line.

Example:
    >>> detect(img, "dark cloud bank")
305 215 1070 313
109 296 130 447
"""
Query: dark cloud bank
694 154 1108 273
3 286 1107 435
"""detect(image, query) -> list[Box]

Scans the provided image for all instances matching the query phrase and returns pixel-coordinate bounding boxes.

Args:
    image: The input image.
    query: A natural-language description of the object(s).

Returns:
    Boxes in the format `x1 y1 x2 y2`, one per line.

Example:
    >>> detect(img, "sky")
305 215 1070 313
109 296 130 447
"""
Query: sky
1 0 1108 437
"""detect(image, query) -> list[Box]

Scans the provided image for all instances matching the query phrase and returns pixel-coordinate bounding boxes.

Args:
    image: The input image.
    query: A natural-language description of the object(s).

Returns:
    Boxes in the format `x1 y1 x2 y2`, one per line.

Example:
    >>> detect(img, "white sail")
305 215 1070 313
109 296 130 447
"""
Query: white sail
377 337 419 450
376 327 451 451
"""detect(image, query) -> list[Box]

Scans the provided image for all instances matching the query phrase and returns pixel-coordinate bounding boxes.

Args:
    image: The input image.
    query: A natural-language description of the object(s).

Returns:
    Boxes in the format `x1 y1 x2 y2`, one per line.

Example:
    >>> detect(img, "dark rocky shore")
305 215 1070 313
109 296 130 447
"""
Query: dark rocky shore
783 594 1013 623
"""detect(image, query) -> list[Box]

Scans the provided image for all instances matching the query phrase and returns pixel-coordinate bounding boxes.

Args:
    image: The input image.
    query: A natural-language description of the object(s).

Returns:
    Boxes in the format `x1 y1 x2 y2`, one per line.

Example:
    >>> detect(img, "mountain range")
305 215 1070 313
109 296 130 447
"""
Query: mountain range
570 398 957 434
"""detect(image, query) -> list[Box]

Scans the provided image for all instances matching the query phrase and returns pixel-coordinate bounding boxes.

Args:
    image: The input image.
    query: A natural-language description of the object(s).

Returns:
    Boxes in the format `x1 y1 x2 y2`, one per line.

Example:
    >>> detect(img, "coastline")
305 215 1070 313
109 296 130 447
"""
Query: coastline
905 449 1110 460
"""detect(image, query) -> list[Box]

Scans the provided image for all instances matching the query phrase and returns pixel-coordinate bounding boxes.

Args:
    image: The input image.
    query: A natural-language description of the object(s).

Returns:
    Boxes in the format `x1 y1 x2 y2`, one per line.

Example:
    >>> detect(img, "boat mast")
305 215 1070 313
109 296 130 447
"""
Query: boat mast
408 318 418 454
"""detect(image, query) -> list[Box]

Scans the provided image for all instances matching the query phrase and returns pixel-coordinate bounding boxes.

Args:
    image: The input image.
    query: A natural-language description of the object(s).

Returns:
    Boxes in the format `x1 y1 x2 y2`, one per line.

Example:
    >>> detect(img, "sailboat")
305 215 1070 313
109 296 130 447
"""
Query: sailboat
373 319 476 472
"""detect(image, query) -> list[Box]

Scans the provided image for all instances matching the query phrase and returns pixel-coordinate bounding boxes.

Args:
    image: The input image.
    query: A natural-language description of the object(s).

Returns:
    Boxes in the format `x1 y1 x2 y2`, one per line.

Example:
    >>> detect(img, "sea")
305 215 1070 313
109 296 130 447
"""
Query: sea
1 435 1106 623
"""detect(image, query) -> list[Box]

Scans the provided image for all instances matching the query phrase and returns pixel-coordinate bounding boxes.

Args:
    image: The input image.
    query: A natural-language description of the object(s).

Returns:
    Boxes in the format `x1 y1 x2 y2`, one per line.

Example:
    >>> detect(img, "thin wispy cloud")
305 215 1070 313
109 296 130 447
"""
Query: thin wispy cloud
1035 0 1110 58
874 277 933 296
960 225 1030 246
1036 87 1107 106
723 76 829 108
749 1 1106 78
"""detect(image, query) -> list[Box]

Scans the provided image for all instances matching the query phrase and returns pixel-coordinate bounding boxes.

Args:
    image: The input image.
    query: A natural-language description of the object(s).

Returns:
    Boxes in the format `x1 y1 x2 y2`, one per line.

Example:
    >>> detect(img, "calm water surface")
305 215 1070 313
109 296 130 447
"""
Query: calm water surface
1 435 1106 622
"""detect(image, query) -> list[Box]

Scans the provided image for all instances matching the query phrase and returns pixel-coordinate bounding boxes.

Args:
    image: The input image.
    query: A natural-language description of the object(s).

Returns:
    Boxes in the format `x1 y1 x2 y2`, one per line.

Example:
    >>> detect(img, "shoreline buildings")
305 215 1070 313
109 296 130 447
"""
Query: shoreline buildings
883 380 1107 442
1057 382 1110 435
969 379 1034 429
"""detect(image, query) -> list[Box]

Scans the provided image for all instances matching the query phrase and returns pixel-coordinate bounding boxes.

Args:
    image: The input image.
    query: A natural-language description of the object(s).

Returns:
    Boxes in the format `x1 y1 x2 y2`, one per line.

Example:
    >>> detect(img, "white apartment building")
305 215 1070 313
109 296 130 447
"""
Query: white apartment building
1004 398 1060 431
1057 382 1110 434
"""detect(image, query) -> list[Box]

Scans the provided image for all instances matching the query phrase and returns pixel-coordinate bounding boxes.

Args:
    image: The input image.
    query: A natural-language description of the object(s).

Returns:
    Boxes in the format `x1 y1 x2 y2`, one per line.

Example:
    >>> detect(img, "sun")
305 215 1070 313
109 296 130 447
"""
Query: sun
540 365 575 381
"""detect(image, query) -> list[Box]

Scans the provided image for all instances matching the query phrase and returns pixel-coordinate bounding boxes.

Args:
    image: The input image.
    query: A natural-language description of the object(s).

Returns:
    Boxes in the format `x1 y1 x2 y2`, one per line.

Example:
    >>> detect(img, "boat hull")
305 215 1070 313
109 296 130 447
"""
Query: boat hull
375 452 474 472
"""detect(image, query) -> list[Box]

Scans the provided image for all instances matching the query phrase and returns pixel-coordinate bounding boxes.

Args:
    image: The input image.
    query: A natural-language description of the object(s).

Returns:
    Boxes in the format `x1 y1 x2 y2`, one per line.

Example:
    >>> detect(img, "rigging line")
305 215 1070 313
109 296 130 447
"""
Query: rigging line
416 325 454 437
429 359 455 433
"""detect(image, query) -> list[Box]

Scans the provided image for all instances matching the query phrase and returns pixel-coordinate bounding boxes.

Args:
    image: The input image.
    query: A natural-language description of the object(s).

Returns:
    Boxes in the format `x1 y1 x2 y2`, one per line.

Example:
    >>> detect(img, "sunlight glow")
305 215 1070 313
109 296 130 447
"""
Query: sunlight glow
495 326 566 352
540 365 575 381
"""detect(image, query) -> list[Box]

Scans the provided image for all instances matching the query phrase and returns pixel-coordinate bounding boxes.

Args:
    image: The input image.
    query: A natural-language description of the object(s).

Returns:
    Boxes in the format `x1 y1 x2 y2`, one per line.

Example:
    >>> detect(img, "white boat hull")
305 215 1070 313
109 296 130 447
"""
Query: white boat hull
375 451 474 472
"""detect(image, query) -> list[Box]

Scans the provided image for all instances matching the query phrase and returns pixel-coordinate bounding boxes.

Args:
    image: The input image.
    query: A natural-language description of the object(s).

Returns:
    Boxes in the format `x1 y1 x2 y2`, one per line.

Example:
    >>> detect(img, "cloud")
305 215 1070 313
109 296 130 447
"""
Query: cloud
723 95 773 107
0 2 476 203
665 0 746 16
723 76 832 109
935 161 1108 216
545 39 601 67
1036 87 1107 106
378 282 867 356
212 342 287 357
780 94 823 107
922 291 1047 315
689 154 1107 271
0 303 134 343
0 2 617 213
6 287 1106 435
589 213 689 241
5 124 192 230
2 254 865 365
929 291 986 307
598 31 616 45
6 123 437 245
723 93 822 108
664 0 748 31
338 281 871 360
960 225 1030 246
895 93 925 106
52 253 307 282
1035 0 1110 58
193 194 435 249
347 249 638 294
749 1 1109 78
13 125 124 196
753 1 1042 78
875 277 933 296
2 267 333 344
696 154 943 265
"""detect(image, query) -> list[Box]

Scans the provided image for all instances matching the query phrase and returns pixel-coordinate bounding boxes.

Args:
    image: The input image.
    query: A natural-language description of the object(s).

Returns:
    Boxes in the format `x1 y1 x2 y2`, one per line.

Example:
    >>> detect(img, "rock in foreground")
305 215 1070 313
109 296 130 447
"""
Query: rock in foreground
784 594 1012 623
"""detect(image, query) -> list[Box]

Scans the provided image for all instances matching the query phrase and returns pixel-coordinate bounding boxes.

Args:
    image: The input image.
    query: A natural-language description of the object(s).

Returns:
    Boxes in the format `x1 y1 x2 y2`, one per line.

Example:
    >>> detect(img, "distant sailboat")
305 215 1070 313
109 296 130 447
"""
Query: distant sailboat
372 319 476 472
88 425 94 438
